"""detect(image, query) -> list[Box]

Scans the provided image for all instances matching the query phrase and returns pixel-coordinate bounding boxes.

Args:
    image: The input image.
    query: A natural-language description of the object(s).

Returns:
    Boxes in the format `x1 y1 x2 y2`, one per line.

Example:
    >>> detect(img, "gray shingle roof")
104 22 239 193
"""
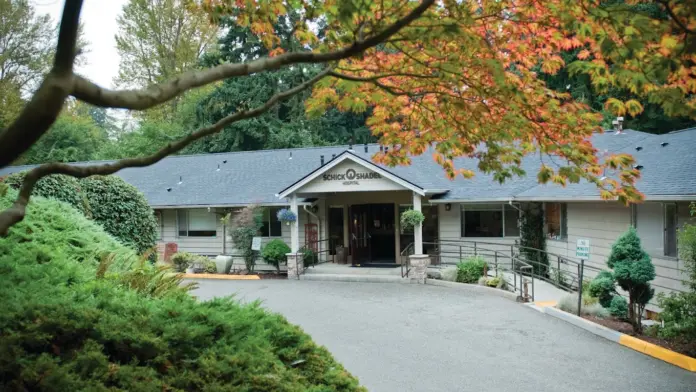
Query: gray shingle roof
1 128 694 206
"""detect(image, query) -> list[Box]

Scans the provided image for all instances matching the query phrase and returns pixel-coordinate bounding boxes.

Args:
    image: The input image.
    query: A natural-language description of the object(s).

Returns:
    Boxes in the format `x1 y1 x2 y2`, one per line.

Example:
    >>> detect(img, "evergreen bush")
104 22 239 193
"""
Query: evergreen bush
262 239 290 272
606 227 655 332
0 188 364 391
171 251 196 272
456 256 487 283
519 203 549 276
2 171 88 213
80 176 158 255
609 295 628 318
588 271 616 308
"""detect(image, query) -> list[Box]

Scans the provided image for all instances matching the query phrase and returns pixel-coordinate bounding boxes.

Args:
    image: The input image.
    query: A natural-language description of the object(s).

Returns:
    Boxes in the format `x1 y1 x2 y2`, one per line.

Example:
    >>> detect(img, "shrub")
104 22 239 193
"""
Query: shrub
557 294 610 318
400 209 425 230
202 258 217 273
303 248 318 268
519 203 548 276
2 171 89 214
226 205 263 272
606 227 655 332
658 222 696 339
0 189 364 391
262 239 290 272
171 251 196 272
80 175 158 255
588 271 616 308
456 256 487 283
609 295 628 318
440 266 458 282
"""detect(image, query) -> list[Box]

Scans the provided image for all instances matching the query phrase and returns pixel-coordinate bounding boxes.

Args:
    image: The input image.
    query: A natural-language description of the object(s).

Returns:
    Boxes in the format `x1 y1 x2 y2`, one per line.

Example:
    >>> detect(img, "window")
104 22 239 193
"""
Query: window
635 202 678 257
177 209 217 237
545 203 567 240
260 207 282 237
461 204 519 237
664 203 677 257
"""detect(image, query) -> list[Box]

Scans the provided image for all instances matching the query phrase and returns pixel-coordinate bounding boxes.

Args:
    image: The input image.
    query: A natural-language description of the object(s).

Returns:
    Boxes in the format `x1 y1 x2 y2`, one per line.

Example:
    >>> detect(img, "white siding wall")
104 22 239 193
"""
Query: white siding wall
158 208 225 256
549 201 692 311
436 203 520 265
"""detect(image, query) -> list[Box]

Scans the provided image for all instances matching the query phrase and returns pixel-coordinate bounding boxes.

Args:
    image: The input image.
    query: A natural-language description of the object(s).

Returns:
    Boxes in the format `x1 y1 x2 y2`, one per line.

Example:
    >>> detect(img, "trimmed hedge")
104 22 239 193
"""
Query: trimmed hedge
0 189 364 391
2 173 158 255
456 256 487 283
80 176 158 254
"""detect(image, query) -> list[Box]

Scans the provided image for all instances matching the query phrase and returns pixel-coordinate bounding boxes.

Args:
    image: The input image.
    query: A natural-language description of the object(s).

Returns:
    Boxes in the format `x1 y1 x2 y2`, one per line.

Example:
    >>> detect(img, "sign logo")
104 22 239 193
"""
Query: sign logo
322 168 381 185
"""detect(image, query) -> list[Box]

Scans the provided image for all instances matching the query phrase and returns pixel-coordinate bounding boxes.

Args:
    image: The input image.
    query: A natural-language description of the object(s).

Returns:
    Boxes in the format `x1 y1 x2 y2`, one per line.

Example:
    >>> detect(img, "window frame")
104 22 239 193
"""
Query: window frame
544 202 568 241
259 207 283 238
176 209 218 238
663 202 678 258
460 203 520 238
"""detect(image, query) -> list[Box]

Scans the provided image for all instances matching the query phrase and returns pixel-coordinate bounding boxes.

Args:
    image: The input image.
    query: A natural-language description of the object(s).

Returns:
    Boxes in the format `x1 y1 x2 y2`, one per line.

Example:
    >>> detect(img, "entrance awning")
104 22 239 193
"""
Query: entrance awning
277 151 426 198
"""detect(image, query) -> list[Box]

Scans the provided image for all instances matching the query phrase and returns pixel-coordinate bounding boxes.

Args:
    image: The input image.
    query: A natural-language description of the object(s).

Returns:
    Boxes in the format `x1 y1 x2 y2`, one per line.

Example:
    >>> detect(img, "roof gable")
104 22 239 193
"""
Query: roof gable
278 151 425 198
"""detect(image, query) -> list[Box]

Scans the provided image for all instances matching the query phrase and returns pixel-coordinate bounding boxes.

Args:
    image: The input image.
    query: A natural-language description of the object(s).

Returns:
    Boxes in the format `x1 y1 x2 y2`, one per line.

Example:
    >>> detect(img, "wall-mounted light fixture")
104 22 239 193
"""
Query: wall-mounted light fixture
445 203 452 211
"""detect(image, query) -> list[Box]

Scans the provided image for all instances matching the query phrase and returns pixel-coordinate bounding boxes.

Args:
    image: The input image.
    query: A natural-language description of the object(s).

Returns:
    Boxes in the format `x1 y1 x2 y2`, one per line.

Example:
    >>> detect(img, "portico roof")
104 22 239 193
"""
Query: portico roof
277 151 427 198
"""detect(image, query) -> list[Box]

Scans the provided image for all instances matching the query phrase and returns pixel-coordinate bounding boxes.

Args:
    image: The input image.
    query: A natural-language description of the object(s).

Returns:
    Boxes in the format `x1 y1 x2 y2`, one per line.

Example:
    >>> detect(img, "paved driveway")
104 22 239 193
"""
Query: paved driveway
193 280 696 392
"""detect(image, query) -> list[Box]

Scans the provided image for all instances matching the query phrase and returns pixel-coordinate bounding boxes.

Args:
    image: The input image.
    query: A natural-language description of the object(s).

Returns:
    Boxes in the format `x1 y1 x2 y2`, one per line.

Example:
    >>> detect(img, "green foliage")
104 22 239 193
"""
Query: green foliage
228 205 263 272
80 176 158 255
171 251 196 273
606 227 655 332
519 203 548 276
440 266 458 282
609 295 628 318
262 239 290 271
400 209 425 230
303 248 318 268
656 221 696 339
0 188 364 391
589 271 616 308
483 275 508 290
3 172 88 214
456 256 488 283
203 259 218 273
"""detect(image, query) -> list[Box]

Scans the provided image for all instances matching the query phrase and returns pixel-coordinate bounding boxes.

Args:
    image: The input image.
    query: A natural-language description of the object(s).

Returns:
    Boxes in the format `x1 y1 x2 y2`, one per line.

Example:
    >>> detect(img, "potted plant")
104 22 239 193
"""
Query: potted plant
400 209 425 230
277 208 297 225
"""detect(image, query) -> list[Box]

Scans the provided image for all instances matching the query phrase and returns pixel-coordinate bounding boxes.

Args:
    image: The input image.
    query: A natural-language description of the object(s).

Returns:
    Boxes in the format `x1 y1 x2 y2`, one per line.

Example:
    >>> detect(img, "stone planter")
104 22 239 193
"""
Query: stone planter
215 255 233 274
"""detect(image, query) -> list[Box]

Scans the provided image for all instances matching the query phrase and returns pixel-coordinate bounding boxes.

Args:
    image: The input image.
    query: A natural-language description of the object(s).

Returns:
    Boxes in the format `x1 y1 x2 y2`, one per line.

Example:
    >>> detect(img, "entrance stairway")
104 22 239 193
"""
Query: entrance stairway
301 263 409 283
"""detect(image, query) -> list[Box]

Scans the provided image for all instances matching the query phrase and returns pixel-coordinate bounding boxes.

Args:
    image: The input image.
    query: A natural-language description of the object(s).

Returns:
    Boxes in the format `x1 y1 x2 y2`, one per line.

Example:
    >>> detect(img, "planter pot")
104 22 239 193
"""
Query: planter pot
185 267 195 274
215 255 234 274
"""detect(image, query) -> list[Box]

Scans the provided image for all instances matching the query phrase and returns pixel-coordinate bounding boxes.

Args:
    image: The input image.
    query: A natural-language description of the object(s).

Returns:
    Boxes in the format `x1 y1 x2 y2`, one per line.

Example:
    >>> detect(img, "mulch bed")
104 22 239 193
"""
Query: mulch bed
584 315 696 358
257 273 286 280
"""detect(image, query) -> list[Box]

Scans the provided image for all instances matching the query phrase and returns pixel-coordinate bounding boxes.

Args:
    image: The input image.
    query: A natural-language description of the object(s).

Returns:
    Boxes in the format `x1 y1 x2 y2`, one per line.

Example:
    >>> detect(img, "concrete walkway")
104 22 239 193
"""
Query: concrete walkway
192 279 696 392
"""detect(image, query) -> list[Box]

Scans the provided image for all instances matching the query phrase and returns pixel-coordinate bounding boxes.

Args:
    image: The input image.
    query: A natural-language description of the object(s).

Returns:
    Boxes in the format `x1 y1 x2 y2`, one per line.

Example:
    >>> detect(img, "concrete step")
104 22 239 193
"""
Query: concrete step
299 273 410 284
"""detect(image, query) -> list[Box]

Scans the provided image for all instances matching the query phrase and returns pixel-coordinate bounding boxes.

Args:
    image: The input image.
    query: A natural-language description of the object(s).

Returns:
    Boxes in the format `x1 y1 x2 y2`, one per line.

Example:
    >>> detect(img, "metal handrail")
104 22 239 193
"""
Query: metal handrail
400 242 414 278
297 238 334 277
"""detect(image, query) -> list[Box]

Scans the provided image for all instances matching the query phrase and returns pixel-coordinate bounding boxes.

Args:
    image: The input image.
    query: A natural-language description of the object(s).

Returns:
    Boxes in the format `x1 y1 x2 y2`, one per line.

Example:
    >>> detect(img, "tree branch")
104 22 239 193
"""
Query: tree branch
658 0 695 35
70 0 435 110
0 68 332 235
0 0 84 169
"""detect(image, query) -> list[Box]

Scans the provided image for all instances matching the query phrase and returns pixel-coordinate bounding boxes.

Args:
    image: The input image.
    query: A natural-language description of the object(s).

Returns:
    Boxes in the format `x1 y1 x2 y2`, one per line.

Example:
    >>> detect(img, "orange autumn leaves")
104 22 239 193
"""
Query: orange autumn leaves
202 0 694 204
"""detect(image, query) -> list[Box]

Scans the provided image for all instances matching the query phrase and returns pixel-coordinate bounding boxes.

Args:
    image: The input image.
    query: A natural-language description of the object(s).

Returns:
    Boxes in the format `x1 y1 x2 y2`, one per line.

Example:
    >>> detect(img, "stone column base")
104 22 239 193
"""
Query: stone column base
286 253 301 280
409 254 430 284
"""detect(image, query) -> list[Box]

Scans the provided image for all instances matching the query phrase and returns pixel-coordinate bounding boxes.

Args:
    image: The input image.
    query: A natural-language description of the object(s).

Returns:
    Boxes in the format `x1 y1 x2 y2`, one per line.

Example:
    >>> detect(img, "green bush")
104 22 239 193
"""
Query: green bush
80 176 158 255
658 222 696 339
588 271 616 308
226 205 263 272
203 258 218 273
609 295 628 318
262 239 291 272
0 188 364 391
456 256 487 283
303 248 318 268
2 172 89 214
171 251 196 272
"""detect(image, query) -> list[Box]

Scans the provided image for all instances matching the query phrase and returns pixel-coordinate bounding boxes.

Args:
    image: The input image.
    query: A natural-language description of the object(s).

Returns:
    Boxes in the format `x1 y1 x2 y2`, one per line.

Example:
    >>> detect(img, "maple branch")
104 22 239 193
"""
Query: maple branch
71 0 436 110
0 68 332 235
0 0 83 169
657 0 695 35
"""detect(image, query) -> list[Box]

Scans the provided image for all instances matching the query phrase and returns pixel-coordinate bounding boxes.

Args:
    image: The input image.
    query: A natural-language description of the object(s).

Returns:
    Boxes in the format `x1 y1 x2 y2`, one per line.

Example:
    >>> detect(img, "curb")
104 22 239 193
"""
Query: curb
426 279 519 301
533 305 696 372
183 273 261 280
299 274 410 284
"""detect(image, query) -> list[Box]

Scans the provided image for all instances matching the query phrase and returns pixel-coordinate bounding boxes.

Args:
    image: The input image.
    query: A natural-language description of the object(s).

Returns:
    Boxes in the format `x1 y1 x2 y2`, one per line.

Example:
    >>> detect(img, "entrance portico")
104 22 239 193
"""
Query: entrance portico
278 151 434 272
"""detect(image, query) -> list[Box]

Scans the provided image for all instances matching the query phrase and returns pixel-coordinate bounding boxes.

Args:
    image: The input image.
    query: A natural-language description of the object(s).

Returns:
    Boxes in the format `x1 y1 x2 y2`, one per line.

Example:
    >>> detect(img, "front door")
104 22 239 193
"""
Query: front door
349 204 396 265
